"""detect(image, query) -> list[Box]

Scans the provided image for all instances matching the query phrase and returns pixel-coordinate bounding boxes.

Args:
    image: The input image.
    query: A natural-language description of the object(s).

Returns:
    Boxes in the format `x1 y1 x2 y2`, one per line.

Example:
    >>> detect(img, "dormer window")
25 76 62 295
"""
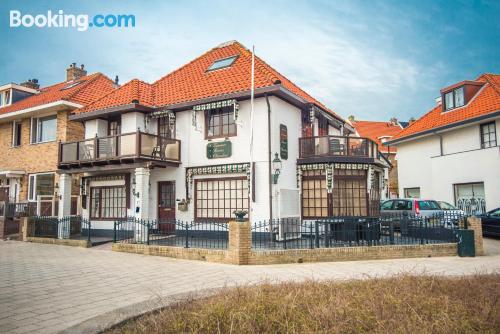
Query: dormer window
444 86 464 111
207 55 238 71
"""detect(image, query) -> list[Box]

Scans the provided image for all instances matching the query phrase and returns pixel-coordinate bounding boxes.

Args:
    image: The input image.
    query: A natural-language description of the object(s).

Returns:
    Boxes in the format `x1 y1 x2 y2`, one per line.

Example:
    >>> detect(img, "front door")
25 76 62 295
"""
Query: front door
158 181 176 233
0 187 9 202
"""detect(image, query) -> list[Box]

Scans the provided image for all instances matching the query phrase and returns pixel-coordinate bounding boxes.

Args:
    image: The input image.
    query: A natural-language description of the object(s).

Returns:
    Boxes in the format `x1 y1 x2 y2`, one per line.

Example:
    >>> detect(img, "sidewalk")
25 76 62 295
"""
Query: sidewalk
0 239 499 334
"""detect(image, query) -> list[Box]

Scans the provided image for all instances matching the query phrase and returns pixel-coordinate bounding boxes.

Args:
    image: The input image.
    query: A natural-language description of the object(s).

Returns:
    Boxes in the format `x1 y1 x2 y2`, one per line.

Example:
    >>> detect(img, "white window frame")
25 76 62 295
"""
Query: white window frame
28 172 55 202
30 114 57 144
12 120 22 147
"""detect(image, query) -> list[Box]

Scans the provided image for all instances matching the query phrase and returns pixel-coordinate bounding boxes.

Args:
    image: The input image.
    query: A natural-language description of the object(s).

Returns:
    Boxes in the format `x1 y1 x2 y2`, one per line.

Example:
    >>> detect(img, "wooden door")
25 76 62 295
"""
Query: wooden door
0 187 9 202
158 181 176 233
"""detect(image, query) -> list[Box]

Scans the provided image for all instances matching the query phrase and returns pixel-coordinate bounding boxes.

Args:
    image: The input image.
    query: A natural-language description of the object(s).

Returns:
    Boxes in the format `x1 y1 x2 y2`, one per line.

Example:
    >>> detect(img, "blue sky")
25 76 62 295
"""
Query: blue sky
1 0 499 121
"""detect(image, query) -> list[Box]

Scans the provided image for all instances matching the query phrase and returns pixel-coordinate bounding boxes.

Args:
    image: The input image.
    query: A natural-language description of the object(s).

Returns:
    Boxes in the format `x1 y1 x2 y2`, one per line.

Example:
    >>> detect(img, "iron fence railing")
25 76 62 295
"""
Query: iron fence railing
252 213 464 250
113 218 229 249
31 216 91 241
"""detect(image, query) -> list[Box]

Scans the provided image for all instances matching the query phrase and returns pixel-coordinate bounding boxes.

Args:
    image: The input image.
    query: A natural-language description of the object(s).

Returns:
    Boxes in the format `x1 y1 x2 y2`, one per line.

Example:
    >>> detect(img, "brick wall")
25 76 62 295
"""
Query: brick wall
0 110 83 201
467 216 484 256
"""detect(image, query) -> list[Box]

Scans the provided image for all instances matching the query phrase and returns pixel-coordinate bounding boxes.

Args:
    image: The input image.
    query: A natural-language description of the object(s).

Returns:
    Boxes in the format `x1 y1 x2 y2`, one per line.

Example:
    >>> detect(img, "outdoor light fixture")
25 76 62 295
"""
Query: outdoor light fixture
272 153 282 184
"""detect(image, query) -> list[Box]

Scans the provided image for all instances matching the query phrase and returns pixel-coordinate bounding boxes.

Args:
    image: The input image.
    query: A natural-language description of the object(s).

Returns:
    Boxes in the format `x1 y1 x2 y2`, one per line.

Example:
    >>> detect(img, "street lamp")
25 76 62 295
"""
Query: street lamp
272 153 282 184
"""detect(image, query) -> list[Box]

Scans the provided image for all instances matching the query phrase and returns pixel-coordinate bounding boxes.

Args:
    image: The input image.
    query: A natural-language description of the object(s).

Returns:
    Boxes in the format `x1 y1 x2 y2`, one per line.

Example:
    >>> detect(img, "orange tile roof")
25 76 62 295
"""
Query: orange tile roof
390 73 500 142
77 41 343 121
352 120 402 153
0 73 115 115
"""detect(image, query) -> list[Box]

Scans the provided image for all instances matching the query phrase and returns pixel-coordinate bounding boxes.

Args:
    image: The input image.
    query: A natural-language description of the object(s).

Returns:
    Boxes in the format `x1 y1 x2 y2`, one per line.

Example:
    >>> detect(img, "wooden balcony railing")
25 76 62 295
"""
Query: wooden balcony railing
59 131 181 165
299 135 379 159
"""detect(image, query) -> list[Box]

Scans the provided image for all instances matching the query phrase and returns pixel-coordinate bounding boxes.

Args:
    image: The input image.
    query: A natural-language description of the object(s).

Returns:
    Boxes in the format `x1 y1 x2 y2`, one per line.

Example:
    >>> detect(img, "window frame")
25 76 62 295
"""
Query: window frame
204 106 237 139
206 55 238 72
194 176 249 222
12 120 22 147
28 172 55 201
480 121 497 149
404 187 420 198
301 170 328 219
107 118 121 136
30 114 57 144
444 86 465 111
90 185 127 220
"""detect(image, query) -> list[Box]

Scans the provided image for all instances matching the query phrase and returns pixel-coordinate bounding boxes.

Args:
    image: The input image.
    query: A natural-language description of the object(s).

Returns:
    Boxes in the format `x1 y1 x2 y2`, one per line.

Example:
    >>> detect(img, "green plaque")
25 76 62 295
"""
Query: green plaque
280 124 288 160
207 141 232 159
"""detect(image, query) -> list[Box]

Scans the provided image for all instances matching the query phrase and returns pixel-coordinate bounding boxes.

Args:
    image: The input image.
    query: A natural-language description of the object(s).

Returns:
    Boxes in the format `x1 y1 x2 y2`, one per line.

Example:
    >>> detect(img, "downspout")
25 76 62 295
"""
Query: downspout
434 132 443 156
265 94 273 224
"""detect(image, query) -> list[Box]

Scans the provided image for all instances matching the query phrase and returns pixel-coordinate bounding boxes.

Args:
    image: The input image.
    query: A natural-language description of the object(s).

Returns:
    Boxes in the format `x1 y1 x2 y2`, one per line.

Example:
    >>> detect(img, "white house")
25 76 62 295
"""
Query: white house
386 73 500 215
57 41 389 235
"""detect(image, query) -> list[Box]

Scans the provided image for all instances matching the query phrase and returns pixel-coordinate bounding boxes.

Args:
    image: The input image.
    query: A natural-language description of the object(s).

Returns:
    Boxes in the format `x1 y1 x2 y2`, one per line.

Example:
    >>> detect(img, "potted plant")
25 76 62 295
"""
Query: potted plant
233 210 248 222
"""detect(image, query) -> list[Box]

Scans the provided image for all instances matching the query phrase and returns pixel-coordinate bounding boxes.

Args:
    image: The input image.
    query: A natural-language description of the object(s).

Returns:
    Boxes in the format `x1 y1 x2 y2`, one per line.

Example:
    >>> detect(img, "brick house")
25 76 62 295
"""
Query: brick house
349 117 403 198
386 73 500 214
56 41 390 236
0 65 115 215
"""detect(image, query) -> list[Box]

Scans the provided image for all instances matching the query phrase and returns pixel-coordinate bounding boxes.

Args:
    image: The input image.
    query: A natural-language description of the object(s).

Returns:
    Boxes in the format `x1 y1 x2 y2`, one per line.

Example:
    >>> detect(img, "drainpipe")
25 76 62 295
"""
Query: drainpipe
265 94 273 225
434 132 443 156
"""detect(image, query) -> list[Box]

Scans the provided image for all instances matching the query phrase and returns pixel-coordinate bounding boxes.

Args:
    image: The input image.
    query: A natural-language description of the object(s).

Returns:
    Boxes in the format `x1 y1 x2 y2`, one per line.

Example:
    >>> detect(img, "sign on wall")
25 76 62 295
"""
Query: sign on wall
280 124 288 160
207 141 232 159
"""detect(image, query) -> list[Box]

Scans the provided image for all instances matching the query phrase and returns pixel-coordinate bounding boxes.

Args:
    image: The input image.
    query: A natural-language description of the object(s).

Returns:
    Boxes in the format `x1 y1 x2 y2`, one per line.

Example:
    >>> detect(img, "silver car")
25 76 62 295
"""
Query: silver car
380 198 443 218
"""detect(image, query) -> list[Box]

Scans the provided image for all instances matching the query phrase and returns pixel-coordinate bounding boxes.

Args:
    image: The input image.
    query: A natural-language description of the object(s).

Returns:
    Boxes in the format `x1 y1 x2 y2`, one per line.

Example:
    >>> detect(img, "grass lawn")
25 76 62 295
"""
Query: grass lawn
109 274 500 334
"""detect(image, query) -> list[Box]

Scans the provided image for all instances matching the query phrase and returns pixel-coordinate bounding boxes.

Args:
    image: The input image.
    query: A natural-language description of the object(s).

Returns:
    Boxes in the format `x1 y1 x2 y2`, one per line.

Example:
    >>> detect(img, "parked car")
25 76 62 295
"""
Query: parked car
380 198 444 230
476 208 500 238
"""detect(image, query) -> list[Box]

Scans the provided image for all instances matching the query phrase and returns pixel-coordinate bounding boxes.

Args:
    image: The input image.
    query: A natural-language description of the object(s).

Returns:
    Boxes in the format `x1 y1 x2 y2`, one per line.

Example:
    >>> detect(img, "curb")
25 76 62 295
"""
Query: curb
58 288 221 334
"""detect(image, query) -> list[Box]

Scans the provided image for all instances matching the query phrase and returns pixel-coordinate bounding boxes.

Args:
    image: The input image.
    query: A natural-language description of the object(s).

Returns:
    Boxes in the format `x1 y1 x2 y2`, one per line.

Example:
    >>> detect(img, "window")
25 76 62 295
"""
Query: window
108 119 121 136
480 122 497 148
90 186 127 219
207 56 238 71
28 173 55 201
4 90 11 106
318 117 328 136
301 170 328 218
31 115 57 143
205 106 236 138
195 177 249 221
418 200 440 210
393 200 412 210
158 116 173 138
404 187 420 198
332 169 367 216
12 121 22 147
444 86 465 111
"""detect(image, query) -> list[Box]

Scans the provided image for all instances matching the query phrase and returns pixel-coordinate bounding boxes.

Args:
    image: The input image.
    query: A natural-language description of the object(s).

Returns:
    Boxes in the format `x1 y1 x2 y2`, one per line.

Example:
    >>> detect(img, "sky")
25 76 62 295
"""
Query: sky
1 0 499 121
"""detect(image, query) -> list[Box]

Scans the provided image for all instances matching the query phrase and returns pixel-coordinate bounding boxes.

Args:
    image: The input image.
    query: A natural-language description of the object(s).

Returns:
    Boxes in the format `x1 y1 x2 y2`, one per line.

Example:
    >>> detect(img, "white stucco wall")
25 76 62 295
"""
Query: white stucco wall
397 117 500 210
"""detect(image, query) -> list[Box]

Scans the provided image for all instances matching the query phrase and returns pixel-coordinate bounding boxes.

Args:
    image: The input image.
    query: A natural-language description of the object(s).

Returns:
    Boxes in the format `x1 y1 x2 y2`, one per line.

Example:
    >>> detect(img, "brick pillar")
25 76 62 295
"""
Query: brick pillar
20 217 33 241
228 221 251 265
467 216 484 256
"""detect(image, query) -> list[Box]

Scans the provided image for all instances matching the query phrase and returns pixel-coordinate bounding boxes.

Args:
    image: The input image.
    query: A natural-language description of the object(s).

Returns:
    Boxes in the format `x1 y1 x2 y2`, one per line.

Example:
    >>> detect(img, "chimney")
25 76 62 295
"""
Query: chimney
435 96 442 105
66 63 87 81
113 75 120 88
389 117 398 126
348 115 355 122
20 78 40 90
409 117 416 124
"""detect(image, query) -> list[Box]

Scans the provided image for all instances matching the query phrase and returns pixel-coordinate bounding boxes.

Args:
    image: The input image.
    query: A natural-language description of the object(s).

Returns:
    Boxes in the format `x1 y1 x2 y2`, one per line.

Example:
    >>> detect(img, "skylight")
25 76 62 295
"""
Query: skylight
207 56 238 71
60 80 84 90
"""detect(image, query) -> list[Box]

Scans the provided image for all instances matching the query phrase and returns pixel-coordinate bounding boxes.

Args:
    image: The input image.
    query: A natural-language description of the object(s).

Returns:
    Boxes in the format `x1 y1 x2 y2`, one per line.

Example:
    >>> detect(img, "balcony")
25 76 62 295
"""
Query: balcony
298 135 382 164
58 131 181 170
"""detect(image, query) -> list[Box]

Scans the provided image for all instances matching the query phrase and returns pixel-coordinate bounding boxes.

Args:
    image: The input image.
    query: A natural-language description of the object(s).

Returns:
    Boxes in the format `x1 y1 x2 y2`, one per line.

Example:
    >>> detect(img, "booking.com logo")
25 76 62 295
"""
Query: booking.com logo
9 10 136 32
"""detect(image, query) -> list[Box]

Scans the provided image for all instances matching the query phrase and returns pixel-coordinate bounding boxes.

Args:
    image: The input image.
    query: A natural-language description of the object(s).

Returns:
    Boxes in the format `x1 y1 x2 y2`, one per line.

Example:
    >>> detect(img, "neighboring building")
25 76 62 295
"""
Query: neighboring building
57 41 389 235
0 65 115 214
386 73 500 215
350 117 403 198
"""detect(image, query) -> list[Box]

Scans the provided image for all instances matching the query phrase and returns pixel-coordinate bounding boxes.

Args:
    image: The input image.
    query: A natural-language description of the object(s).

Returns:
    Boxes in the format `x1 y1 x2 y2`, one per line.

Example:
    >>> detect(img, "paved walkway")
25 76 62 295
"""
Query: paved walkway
0 239 499 334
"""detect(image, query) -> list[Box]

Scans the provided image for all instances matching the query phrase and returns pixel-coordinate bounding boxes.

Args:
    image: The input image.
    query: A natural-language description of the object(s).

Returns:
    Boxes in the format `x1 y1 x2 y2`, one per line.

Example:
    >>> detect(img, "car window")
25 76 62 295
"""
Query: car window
418 200 440 210
380 201 393 210
394 200 411 210
490 208 500 217
439 201 456 210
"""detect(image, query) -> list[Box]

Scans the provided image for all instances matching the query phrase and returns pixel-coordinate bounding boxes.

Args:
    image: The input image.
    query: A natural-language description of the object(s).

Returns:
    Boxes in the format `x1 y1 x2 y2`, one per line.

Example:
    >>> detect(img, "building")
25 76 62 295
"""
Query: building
349 117 403 198
386 73 500 215
57 41 389 235
0 65 115 215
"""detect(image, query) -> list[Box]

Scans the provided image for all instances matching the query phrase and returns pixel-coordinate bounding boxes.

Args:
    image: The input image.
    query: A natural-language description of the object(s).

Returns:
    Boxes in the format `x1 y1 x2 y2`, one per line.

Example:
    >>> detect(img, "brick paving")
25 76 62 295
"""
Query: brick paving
0 239 499 334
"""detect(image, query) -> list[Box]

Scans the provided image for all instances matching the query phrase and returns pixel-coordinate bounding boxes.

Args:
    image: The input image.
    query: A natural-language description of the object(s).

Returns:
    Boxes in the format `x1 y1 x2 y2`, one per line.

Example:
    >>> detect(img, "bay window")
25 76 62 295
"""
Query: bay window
90 186 127 219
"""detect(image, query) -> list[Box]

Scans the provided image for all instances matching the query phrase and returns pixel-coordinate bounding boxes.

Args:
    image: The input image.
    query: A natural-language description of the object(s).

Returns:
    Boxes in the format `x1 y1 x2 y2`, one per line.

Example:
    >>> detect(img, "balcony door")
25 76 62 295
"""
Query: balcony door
158 116 174 139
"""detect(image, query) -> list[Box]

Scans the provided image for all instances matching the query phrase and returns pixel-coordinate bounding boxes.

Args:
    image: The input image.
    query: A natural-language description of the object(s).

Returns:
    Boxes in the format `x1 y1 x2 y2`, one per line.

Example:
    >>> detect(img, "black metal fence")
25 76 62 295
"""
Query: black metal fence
252 212 464 250
113 218 229 249
31 216 91 242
